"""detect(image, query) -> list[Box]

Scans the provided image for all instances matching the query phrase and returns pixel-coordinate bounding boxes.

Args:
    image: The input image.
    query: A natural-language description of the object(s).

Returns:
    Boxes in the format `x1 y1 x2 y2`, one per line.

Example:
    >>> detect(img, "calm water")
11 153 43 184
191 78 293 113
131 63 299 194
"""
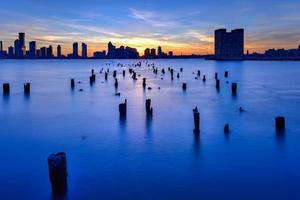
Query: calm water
0 59 300 200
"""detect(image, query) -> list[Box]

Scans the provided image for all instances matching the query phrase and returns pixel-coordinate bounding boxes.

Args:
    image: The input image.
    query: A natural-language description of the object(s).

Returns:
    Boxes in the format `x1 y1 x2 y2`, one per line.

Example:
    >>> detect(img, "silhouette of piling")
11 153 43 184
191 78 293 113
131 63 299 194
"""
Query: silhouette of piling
177 72 180 79
91 69 94 74
105 72 108 80
162 68 165 74
142 78 146 89
123 70 125 77
197 70 200 76
113 70 117 78
145 99 153 115
24 83 30 94
170 69 174 80
224 124 230 133
216 79 220 90
275 116 285 132
180 68 183 72
119 99 127 118
48 152 68 194
225 71 229 78
114 78 118 88
3 83 9 95
231 83 237 95
202 75 206 82
215 73 218 80
70 79 75 89
182 83 187 91
90 74 96 84
193 107 200 133
132 72 137 80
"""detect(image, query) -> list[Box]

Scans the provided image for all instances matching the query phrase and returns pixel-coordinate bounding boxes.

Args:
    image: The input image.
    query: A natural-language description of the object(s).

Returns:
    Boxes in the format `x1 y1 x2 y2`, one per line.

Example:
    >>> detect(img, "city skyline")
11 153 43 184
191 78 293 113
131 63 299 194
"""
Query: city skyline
0 0 300 56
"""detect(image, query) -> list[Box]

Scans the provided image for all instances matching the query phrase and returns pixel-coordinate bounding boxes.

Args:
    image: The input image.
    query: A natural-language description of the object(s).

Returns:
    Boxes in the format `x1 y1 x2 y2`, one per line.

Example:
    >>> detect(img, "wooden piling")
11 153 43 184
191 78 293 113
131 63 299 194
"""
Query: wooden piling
119 99 127 118
145 99 153 115
114 78 118 88
231 83 237 95
202 75 206 82
225 71 229 78
48 152 68 194
275 116 285 132
24 83 30 94
193 107 200 133
70 79 75 89
224 124 230 133
216 79 220 89
182 83 187 91
3 83 9 95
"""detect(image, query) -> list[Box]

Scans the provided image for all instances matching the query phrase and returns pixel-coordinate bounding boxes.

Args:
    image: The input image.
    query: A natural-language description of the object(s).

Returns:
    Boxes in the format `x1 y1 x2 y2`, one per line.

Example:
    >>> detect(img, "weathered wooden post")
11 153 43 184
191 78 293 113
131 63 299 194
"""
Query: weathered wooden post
24 83 30 94
123 70 125 77
177 72 180 79
275 116 285 132
225 71 229 78
202 75 206 82
105 72 108 80
145 99 153 115
90 74 96 84
180 68 183 72
143 78 146 89
182 83 187 91
162 68 165 74
224 123 230 133
48 152 68 194
113 70 117 78
132 72 137 80
119 99 127 118
170 69 174 80
215 72 218 80
197 70 200 76
70 79 75 89
3 83 10 95
231 83 237 95
193 107 200 133
216 79 220 90
91 69 94 74
114 78 118 88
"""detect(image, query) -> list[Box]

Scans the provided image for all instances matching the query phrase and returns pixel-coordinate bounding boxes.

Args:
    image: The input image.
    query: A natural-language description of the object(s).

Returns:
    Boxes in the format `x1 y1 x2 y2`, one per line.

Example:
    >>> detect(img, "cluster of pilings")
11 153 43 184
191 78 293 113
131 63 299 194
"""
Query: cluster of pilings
2 82 31 95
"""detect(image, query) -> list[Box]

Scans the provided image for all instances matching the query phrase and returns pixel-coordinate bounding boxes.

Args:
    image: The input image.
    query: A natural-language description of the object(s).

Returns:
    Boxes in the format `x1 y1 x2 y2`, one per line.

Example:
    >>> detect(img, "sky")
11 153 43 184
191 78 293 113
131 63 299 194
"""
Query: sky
0 0 300 56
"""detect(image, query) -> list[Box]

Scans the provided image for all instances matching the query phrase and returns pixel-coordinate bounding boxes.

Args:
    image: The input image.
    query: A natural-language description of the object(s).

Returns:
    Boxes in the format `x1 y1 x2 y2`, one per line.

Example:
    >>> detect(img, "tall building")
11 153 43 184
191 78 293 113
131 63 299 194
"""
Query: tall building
29 41 36 58
214 28 244 59
47 45 53 58
40 47 46 58
73 42 79 58
14 39 19 57
57 45 62 58
158 46 162 58
8 46 14 58
150 48 156 58
82 43 87 58
144 48 150 58
107 42 116 58
18 32 26 57
0 41 3 52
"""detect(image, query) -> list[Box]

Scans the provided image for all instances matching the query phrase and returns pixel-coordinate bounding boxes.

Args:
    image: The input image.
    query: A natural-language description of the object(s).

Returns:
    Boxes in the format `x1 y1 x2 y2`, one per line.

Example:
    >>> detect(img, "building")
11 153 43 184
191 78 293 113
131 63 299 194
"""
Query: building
82 43 87 58
168 51 173 57
214 28 244 59
8 46 14 58
144 48 150 58
29 41 36 58
0 41 2 52
73 42 79 58
47 45 53 58
93 50 106 59
40 47 47 58
107 42 116 59
158 46 162 58
57 45 62 58
150 48 156 58
19 32 26 57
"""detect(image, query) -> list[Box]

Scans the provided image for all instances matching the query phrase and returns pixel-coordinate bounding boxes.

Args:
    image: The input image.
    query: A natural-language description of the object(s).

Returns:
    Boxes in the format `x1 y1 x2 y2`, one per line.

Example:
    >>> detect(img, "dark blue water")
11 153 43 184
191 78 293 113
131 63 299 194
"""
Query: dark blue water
0 59 300 200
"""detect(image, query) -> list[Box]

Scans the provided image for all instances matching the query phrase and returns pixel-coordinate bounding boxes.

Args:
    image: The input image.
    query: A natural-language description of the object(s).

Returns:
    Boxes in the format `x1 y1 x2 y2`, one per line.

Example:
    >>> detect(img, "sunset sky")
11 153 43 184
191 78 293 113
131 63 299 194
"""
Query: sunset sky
0 0 300 56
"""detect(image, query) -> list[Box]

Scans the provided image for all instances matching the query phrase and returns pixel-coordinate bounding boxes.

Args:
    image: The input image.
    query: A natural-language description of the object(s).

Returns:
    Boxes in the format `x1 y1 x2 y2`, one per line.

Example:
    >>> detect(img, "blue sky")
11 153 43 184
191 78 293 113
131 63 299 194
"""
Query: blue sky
0 0 300 55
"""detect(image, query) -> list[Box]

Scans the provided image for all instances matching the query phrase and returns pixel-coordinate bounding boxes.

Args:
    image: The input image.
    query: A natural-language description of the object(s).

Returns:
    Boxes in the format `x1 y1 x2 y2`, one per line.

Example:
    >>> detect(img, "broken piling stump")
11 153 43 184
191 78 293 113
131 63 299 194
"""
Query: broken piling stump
3 83 10 95
90 74 96 84
143 78 146 89
216 79 220 90
275 116 285 132
225 71 229 78
24 83 30 94
48 152 68 194
70 79 75 89
193 107 200 133
202 75 206 82
182 83 187 91
114 78 118 88
231 83 237 95
119 99 127 118
224 124 230 133
145 99 153 115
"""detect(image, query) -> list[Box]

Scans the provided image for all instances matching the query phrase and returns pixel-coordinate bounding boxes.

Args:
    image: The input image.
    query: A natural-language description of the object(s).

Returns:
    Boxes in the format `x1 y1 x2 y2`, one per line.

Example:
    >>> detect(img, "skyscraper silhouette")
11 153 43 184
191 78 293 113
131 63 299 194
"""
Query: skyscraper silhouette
57 45 62 58
73 42 79 58
29 41 36 58
82 43 87 58
18 32 25 58
215 29 244 59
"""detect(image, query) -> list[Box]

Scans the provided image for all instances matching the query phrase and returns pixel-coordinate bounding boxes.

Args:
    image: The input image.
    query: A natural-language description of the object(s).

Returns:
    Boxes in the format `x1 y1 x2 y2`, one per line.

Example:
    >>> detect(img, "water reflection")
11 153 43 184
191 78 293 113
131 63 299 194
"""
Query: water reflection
145 114 153 136
193 132 201 159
